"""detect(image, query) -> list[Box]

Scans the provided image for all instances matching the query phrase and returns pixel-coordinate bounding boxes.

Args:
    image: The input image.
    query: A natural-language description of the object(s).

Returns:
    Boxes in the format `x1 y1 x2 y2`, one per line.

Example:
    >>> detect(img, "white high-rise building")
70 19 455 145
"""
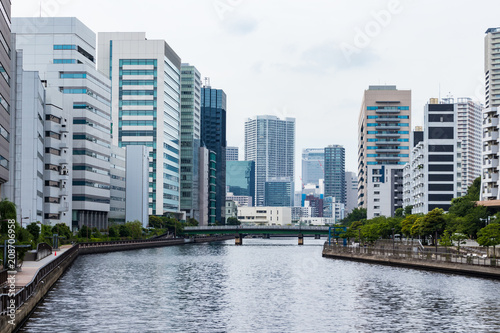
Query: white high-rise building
226 146 239 161
442 97 482 195
97 32 181 216
302 148 324 186
245 116 295 207
481 28 500 201
13 17 112 229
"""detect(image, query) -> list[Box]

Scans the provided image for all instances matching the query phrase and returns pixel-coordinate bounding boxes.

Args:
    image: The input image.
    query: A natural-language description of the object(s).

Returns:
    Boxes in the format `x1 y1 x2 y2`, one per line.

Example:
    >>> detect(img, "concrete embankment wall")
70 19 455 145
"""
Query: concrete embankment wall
0 247 80 333
79 239 188 255
322 249 500 280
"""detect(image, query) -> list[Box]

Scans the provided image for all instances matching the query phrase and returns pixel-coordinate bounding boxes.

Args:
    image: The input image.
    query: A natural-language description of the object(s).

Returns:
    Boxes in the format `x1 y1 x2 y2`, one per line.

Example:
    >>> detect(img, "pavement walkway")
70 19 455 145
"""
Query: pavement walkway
13 245 71 287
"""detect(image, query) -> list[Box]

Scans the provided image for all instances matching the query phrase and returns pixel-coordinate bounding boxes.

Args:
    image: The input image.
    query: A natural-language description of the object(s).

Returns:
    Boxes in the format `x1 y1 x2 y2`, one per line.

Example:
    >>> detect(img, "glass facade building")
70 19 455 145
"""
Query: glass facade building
324 145 345 204
201 87 226 223
226 161 255 206
180 64 201 221
302 148 324 186
264 178 294 207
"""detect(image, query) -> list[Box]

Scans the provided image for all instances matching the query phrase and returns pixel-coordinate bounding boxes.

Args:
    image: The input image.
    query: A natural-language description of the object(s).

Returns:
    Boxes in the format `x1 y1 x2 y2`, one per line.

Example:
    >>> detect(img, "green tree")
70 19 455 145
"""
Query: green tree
126 221 143 239
119 224 130 238
26 222 40 242
0 199 16 234
226 217 241 225
78 225 90 239
52 223 73 241
451 232 468 253
341 208 367 226
108 225 119 238
404 205 413 216
91 227 102 239
186 218 198 226
401 215 419 238
439 230 453 247
395 208 404 218
149 215 165 229
477 223 500 257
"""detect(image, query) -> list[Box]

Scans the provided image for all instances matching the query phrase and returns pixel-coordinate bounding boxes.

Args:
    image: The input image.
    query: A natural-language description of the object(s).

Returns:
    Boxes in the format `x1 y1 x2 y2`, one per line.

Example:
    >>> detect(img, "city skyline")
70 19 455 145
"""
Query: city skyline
12 1 500 183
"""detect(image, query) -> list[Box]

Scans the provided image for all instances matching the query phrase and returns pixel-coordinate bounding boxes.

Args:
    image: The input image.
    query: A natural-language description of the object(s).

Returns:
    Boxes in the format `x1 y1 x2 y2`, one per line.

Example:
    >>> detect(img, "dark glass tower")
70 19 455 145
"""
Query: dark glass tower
201 86 226 224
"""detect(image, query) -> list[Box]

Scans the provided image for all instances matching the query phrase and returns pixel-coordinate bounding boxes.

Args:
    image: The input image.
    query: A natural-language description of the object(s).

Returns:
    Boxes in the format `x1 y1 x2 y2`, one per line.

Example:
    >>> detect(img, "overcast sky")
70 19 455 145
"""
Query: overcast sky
13 0 500 189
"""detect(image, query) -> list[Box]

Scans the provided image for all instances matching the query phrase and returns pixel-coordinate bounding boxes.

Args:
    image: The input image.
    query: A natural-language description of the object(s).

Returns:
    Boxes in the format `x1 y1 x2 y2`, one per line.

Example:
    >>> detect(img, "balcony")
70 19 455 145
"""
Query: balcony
376 125 400 130
484 131 499 141
376 140 400 145
483 117 499 127
376 156 400 161
484 172 499 183
376 109 400 113
376 118 400 122
376 132 400 138
58 202 69 212
484 187 499 198
60 124 69 133
484 144 499 155
376 148 400 153
484 158 500 168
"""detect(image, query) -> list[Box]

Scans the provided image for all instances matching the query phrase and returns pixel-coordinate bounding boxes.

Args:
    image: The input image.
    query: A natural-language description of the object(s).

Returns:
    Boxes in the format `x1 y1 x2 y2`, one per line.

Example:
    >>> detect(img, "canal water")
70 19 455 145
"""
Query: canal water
20 238 500 332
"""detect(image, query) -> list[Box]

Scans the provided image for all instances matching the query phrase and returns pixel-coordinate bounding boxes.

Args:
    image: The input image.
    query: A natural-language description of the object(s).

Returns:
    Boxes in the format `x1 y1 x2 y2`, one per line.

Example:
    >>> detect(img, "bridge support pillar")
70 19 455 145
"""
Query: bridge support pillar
314 234 320 239
235 234 243 245
264 234 270 239
298 234 304 245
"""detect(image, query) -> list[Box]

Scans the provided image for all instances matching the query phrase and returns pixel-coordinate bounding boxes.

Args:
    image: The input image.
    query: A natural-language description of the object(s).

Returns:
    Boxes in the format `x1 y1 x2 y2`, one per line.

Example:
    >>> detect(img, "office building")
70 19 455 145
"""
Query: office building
302 148 324 186
109 145 126 224
345 171 357 214
13 17 112 229
126 145 149 227
97 32 181 216
264 177 294 207
201 85 226 224
403 102 460 214
179 64 202 221
0 0 9 191
237 206 291 226
226 160 255 205
323 196 345 222
226 146 239 161
245 115 295 206
358 85 411 215
197 146 210 226
225 192 252 207
324 145 345 204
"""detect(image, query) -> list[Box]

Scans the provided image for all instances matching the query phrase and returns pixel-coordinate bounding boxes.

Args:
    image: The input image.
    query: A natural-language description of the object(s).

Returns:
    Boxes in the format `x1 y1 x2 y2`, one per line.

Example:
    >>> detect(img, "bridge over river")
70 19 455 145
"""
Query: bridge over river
183 225 344 245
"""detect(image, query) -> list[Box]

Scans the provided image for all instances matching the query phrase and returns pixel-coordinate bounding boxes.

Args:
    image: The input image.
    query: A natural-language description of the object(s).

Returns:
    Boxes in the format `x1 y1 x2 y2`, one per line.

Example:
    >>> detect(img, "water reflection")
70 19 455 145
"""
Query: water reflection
19 239 500 333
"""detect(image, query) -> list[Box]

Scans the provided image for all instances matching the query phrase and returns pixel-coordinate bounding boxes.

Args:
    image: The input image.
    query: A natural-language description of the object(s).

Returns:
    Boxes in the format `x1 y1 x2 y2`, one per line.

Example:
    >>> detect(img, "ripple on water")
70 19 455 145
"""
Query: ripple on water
18 239 500 333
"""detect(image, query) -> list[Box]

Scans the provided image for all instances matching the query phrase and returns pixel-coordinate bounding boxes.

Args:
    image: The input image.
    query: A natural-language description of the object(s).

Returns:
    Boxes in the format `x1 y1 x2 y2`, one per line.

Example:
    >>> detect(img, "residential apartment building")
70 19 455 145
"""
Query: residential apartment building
403 102 460 214
245 115 295 206
344 171 358 214
481 27 500 201
13 17 112 229
97 32 181 216
358 85 411 217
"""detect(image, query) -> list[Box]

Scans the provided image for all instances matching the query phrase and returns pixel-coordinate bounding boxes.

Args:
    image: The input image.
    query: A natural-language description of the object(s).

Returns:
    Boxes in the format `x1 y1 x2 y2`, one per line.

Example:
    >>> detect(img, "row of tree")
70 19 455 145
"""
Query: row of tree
339 178 500 252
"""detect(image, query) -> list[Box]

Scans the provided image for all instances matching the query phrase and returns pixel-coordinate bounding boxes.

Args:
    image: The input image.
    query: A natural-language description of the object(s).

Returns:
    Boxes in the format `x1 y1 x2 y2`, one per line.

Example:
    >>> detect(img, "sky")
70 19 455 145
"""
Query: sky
12 0 500 190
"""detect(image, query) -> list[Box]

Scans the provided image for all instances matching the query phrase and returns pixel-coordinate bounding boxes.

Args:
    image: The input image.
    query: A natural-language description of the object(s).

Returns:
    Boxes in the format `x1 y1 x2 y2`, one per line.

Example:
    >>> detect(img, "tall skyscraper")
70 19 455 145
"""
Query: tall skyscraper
324 145 345 204
245 116 295 207
179 64 202 221
442 97 482 195
97 32 181 216
0 0 9 191
201 86 226 223
358 85 411 217
302 148 324 186
481 28 500 201
265 177 294 207
13 17 112 229
226 146 239 161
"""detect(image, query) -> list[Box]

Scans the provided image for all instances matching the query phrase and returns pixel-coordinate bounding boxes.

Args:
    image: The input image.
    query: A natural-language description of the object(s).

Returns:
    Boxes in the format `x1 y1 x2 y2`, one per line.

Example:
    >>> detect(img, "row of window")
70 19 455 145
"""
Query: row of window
367 115 409 119
367 131 409 134
367 123 409 127
367 138 409 142
367 106 410 110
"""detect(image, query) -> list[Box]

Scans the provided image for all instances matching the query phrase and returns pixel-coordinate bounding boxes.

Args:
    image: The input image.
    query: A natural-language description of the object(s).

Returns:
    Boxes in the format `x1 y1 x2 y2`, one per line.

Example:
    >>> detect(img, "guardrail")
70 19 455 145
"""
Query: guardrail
0 244 79 316
323 243 499 268
185 225 330 231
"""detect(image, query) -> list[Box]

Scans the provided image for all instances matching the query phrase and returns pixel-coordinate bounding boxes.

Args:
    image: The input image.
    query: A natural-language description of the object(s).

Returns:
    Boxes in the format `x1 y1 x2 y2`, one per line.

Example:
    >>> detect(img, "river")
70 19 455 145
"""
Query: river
19 238 500 332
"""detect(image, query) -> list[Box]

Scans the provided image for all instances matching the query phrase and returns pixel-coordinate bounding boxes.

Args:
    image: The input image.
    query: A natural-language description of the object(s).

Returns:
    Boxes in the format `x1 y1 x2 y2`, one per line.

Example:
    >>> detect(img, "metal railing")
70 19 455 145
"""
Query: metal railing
185 225 330 231
0 244 79 316
323 243 499 268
